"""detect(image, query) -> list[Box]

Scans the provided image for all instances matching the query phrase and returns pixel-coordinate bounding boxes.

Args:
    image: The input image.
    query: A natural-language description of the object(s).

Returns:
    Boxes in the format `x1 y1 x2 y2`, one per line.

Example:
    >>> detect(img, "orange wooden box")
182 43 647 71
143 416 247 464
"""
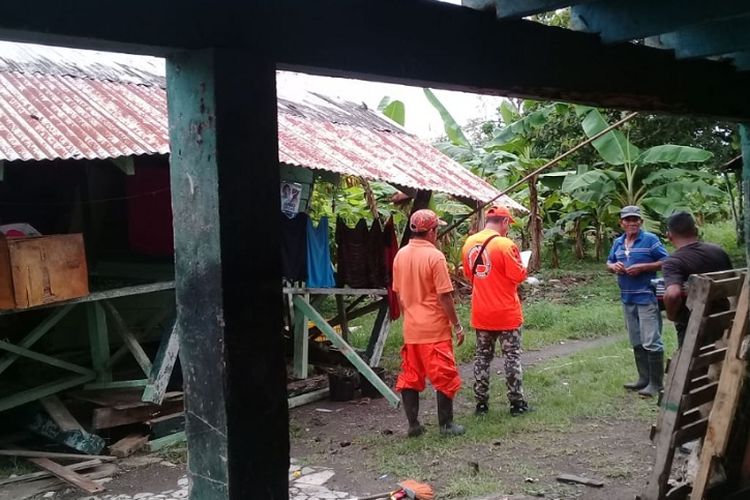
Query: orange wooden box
0 234 89 310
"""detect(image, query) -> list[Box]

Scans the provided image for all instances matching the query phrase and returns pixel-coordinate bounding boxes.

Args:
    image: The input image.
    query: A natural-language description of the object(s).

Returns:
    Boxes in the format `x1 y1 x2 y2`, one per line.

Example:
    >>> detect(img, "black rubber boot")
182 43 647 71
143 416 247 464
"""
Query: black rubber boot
624 345 649 391
475 402 489 416
638 351 664 398
401 389 425 437
510 400 534 416
436 391 465 436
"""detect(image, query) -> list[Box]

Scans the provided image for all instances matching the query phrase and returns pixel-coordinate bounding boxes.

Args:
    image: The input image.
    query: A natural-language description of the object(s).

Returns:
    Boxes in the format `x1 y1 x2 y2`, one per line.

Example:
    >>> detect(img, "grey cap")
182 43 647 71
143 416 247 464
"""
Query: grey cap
620 205 642 219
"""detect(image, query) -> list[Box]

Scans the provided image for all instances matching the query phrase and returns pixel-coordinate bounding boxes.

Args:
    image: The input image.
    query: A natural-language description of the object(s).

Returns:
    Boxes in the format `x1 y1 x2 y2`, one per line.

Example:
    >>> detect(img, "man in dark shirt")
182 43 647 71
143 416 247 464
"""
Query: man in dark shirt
662 212 733 347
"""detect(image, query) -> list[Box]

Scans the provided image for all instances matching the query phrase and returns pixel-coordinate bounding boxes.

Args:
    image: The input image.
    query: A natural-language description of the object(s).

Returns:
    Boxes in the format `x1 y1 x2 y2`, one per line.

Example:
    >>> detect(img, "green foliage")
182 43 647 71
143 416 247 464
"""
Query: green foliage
377 96 406 126
423 88 471 148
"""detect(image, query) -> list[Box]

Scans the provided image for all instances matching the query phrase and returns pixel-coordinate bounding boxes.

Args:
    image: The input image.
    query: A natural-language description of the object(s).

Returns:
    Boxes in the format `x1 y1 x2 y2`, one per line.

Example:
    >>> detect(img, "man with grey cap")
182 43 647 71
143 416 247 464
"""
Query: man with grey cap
606 205 669 398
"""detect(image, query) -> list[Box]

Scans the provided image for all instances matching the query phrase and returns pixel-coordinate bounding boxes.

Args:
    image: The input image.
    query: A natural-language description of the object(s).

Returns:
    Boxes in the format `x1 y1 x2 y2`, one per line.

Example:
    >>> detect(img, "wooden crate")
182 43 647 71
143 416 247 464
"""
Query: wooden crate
0 234 89 310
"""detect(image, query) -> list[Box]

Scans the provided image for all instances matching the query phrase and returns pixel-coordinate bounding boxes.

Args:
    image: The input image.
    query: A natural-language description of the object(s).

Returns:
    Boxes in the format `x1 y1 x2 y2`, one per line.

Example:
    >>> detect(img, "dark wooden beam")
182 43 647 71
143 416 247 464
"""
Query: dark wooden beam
741 124 750 261
0 1 750 119
167 48 288 499
571 0 750 43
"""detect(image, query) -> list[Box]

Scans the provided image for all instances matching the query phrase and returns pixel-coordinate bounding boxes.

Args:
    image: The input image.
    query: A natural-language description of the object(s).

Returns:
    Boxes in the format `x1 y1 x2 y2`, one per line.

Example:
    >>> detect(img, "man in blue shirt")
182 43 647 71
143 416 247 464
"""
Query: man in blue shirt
607 205 669 398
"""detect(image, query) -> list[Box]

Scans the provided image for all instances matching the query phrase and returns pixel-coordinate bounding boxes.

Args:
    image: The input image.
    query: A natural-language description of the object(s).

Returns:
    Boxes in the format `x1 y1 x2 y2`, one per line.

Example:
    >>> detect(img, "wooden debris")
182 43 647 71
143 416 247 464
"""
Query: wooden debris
0 459 102 486
39 395 83 432
26 457 105 493
92 397 183 429
27 410 105 454
146 412 185 439
109 433 149 458
556 473 604 487
147 430 186 452
1 464 116 500
0 449 116 461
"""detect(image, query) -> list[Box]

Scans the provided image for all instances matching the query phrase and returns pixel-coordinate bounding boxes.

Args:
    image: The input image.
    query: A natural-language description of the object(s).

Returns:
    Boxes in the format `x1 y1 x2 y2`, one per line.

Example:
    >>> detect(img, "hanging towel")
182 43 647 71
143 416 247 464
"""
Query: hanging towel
280 212 308 282
306 216 336 288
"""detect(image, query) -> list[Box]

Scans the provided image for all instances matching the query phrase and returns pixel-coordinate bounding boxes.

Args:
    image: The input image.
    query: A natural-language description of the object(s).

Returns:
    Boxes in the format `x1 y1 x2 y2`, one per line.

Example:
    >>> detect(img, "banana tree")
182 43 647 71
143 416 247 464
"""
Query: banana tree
576 107 715 212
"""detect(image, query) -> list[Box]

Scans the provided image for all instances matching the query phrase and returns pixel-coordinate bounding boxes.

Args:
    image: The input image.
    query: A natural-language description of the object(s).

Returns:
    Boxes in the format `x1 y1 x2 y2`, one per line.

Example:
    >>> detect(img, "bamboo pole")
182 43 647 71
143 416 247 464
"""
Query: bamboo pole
439 111 639 238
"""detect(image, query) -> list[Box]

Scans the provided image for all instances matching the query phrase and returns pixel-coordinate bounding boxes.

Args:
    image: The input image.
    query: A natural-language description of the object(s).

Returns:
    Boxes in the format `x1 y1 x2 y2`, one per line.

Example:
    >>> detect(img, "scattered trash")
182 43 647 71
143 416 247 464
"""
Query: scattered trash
556 473 604 487
524 477 537 483
339 441 352 448
315 408 334 413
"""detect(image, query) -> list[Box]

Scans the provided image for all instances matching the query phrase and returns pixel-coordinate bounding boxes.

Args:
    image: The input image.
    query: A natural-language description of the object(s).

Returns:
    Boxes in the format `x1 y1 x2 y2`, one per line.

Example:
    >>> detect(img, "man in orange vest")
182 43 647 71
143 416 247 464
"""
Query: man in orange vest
393 209 465 437
462 205 532 416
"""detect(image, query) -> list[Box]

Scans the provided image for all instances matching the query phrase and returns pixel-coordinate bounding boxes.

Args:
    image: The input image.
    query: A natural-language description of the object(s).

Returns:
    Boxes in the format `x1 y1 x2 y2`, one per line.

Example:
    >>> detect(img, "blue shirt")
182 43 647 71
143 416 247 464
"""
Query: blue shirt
607 229 669 305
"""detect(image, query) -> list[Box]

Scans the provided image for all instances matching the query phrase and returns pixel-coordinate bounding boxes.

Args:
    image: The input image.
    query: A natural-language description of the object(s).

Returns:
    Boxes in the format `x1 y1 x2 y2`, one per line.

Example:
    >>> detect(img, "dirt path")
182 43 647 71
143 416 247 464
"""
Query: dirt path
289 334 656 499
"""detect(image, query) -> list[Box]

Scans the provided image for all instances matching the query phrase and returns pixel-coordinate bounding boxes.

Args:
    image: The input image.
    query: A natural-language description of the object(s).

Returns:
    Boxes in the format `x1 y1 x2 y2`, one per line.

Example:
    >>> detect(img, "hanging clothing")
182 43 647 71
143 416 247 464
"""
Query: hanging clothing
383 217 401 320
306 216 336 288
367 219 386 288
336 218 370 288
280 212 308 282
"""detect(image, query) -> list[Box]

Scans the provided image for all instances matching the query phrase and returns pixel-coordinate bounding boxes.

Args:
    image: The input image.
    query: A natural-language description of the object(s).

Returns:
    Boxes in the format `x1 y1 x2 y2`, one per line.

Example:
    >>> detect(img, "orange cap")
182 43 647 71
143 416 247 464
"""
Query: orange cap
409 209 446 233
485 204 515 223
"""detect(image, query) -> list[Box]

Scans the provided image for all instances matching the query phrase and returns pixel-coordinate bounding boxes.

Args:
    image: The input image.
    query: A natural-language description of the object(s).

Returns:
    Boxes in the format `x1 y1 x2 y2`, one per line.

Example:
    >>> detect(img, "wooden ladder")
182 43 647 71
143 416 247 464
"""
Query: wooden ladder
640 270 747 500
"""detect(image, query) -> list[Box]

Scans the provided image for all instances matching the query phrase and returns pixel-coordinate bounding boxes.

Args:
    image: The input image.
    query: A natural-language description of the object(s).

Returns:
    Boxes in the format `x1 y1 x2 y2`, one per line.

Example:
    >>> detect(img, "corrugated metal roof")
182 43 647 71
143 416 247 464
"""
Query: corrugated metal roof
0 41 522 206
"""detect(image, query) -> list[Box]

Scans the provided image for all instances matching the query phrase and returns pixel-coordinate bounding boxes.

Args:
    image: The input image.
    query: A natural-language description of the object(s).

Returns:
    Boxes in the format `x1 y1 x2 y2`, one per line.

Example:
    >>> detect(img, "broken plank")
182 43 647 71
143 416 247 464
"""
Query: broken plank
0 463 116 500
288 388 329 409
26 457 105 493
27 410 105 455
556 474 604 487
92 398 183 429
0 449 116 461
39 395 84 432
109 434 149 458
146 412 185 439
0 459 102 486
147 431 186 452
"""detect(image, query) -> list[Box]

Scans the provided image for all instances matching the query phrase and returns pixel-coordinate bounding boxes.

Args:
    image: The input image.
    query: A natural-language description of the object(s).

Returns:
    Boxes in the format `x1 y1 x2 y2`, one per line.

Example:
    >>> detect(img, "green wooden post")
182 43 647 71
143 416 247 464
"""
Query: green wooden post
86 302 111 382
292 293 310 379
293 296 400 407
168 48 288 499
0 304 74 375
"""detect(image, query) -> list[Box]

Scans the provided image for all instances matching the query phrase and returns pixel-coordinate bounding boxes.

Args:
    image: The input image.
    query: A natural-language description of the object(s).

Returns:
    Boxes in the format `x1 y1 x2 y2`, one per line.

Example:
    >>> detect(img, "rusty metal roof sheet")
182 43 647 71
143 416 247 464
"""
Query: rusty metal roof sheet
0 41 522 206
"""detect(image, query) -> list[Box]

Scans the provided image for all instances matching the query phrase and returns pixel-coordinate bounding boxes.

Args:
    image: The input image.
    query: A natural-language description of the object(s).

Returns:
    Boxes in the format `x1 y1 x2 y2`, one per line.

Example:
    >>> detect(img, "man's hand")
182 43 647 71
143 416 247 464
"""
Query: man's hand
608 262 626 274
454 324 465 347
625 263 653 276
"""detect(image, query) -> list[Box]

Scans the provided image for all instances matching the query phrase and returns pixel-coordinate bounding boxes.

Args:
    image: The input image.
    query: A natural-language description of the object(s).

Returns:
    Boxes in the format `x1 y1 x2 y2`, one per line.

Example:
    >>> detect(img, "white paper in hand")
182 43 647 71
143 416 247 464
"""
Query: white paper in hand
520 250 532 269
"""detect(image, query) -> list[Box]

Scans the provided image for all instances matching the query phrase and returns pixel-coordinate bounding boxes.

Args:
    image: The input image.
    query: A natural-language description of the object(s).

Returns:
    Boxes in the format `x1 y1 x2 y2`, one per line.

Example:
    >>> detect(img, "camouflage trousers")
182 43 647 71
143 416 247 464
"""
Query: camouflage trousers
473 329 525 405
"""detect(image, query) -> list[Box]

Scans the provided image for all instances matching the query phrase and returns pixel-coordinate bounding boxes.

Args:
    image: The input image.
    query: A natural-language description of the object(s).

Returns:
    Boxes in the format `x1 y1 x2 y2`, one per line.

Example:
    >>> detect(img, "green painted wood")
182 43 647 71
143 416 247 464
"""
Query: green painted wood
0 282 176 316
142 321 179 404
147 431 186 452
0 304 74 375
0 340 95 376
102 301 153 376
366 300 391 368
84 379 149 390
292 294 310 379
168 48 288 498
0 374 95 413
287 388 329 409
27 410 106 455
86 302 111 382
293 296 400 407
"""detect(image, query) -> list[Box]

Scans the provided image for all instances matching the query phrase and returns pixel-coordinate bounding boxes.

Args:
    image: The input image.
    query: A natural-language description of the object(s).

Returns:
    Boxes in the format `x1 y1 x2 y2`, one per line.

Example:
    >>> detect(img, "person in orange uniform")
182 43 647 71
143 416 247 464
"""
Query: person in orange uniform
393 209 465 437
462 205 532 417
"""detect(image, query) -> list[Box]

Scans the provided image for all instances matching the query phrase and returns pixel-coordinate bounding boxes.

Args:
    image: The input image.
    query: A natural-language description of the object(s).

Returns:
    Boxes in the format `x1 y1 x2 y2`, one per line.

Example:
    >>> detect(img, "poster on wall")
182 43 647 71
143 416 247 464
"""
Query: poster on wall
280 182 302 218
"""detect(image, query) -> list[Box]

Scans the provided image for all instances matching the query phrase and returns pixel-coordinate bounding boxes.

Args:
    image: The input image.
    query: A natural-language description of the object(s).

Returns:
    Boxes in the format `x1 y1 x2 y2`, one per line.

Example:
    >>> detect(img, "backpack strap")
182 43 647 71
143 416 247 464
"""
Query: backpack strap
471 234 500 277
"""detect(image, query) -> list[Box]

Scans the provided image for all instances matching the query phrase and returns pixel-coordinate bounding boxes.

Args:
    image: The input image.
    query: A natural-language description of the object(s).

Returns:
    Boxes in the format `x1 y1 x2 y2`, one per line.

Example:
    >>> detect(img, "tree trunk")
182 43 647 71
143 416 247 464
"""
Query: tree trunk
528 176 542 273
595 225 603 261
551 238 560 269
574 219 585 260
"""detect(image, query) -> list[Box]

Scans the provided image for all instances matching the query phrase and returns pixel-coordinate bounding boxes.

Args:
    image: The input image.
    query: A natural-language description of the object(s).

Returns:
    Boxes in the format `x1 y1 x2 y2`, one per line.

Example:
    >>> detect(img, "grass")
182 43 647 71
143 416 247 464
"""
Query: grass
0 457 36 479
360 335 676 497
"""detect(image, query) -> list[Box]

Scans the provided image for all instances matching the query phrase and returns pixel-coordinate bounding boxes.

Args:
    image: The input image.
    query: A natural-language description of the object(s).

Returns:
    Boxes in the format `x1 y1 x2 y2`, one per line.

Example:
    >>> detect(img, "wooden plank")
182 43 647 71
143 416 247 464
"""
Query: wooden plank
673 417 709 447
366 300 391 367
692 278 749 500
294 296 400 407
287 375 328 397
0 459 102 486
0 340 95 376
335 294 350 341
698 309 736 345
109 434 149 458
146 431 186 452
26 456 105 493
0 450 116 461
681 381 719 411
0 374 95 413
687 374 712 392
39 395 84 432
288 388 329 409
0 281 176 316
283 287 387 296
0 304 74 374
0 464 115 499
706 276 744 302
642 275 713 500
556 473 604 487
677 407 703 428
327 300 383 329
86 302 111 382
27 410 106 455
142 320 179 404
689 347 728 371
92 398 183 429
102 301 152 376
292 293 310 379
146 412 185 438
85 379 149 391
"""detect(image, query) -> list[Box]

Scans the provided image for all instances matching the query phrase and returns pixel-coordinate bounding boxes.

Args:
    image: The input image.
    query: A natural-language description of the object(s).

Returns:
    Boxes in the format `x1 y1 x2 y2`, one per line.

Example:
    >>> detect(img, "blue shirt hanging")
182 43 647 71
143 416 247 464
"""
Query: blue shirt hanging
307 216 336 288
